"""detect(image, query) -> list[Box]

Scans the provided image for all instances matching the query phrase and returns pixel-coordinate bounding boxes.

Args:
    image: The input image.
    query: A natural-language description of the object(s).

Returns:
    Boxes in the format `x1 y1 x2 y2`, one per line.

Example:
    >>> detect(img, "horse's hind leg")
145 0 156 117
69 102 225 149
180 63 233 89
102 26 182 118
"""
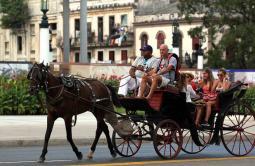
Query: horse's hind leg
64 116 83 160
38 114 56 163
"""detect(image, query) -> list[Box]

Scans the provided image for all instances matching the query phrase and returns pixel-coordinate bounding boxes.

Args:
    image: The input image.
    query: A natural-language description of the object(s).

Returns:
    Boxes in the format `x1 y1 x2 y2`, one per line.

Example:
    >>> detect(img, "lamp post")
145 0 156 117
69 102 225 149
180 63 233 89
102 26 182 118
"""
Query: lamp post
40 0 51 64
172 19 180 56
197 37 204 69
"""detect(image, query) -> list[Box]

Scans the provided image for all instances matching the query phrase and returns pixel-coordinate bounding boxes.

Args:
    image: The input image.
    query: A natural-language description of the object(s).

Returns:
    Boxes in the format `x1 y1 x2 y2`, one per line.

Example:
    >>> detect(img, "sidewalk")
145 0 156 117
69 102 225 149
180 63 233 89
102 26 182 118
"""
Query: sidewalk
0 112 112 147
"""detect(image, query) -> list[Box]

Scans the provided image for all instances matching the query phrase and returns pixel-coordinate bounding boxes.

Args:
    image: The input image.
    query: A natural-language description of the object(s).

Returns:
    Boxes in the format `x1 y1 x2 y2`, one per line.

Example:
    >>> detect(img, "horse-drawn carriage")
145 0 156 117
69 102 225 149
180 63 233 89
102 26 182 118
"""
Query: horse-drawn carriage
111 82 255 159
27 63 255 162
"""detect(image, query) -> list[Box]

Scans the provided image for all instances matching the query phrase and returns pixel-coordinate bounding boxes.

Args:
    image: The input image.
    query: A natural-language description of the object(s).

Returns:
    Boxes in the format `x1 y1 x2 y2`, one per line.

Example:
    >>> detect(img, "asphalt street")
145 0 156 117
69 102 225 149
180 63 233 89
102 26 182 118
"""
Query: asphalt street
0 142 254 166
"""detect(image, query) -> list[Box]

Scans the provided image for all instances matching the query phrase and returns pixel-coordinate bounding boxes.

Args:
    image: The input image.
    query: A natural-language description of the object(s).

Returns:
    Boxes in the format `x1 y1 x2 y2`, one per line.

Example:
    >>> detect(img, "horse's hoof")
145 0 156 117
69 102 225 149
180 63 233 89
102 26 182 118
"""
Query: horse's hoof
77 152 83 160
87 151 94 160
111 152 117 158
38 156 45 163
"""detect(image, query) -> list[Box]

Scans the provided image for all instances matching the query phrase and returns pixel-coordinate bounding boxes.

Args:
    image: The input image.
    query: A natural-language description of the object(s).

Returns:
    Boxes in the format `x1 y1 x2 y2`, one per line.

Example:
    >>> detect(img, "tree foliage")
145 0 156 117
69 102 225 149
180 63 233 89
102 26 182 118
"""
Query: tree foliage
0 0 30 32
178 0 255 69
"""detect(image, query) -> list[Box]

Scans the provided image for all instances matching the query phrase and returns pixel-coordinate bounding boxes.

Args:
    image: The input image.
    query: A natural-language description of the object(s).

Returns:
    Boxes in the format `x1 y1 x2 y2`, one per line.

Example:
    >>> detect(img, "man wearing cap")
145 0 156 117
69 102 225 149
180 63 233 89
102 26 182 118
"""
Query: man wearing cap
118 45 158 96
138 44 177 99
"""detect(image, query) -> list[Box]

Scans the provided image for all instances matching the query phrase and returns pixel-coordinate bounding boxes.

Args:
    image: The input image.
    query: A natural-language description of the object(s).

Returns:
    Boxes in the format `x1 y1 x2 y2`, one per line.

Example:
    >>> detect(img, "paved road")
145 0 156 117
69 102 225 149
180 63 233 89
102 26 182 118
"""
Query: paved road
0 143 254 166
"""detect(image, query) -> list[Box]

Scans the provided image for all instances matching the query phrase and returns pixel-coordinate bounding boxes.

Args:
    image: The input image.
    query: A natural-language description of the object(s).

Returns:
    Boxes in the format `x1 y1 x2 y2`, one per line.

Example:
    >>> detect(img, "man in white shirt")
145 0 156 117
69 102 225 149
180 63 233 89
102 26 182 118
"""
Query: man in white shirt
118 45 158 96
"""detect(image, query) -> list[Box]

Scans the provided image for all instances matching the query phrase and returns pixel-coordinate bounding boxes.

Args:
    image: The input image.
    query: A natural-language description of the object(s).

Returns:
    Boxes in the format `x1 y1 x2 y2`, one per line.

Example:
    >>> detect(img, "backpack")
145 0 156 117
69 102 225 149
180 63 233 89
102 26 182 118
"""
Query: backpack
157 53 181 81
167 53 181 81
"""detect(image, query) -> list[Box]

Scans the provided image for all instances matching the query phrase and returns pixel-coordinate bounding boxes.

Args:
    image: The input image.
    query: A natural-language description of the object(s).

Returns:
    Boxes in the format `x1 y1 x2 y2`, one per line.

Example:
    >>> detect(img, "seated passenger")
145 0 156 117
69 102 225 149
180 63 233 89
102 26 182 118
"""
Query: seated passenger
194 68 215 127
203 68 231 126
138 44 177 99
118 45 158 96
177 73 199 103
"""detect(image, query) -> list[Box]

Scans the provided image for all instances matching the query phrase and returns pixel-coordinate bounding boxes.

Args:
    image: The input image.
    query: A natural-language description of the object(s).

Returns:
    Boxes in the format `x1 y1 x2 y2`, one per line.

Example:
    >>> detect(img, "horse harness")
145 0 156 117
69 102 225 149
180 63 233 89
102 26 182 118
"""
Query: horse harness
29 65 113 126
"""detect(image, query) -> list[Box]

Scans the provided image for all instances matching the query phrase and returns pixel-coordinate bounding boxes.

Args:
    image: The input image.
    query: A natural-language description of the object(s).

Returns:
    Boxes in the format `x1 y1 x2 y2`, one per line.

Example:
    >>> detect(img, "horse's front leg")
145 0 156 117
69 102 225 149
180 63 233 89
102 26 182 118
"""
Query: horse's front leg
87 120 103 159
38 113 57 163
101 121 116 158
64 116 83 160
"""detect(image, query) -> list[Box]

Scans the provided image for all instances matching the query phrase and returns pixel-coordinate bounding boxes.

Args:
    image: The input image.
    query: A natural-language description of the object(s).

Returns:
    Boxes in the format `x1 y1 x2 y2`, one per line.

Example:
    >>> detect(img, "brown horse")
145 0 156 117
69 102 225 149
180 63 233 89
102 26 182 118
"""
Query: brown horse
27 63 130 163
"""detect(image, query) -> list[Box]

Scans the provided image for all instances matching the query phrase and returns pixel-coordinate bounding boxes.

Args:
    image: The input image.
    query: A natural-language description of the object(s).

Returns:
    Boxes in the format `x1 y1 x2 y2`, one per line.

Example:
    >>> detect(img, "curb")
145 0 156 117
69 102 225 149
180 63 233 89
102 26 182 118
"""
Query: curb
0 138 108 147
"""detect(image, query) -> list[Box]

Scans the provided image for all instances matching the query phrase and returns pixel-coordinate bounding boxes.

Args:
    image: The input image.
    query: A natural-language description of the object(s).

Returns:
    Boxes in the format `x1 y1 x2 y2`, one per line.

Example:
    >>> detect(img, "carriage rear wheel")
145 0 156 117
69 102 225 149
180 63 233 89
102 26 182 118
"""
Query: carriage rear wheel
181 128 212 154
221 103 255 156
112 121 142 157
153 119 183 159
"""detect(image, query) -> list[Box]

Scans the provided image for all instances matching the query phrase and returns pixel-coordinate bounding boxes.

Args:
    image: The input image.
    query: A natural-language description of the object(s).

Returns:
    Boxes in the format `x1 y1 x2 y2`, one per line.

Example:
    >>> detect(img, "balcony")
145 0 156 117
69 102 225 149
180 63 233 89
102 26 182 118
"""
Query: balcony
71 31 134 49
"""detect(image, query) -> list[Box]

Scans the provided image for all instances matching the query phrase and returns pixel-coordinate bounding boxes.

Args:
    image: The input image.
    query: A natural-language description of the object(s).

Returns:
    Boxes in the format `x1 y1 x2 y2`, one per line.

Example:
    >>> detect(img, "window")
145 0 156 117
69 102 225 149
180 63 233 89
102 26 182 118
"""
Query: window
156 32 165 48
109 51 115 63
141 33 148 48
109 16 115 35
5 42 9 54
121 14 128 26
88 52 92 63
98 51 103 61
75 52 80 62
98 17 104 42
121 50 128 64
192 37 200 50
49 23 57 31
75 19 80 31
17 36 22 53
30 24 35 35
75 19 80 38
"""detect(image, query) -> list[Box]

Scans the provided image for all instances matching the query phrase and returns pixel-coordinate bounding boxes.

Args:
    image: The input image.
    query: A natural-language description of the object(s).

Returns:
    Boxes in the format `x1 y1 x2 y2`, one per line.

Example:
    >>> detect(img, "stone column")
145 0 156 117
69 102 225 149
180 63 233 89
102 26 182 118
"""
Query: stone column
63 0 70 63
80 0 88 63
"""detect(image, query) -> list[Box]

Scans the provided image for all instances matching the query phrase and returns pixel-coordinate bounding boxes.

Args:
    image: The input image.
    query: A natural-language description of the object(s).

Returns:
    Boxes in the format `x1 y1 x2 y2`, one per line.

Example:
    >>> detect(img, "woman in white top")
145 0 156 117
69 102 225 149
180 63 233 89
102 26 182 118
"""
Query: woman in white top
178 73 198 103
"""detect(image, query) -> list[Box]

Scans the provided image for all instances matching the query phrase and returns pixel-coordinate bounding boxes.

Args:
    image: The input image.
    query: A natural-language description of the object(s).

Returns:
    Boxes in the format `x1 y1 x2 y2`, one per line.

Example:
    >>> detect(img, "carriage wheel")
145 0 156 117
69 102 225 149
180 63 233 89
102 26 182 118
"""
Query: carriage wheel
153 119 183 159
181 128 212 154
112 122 142 157
221 103 255 156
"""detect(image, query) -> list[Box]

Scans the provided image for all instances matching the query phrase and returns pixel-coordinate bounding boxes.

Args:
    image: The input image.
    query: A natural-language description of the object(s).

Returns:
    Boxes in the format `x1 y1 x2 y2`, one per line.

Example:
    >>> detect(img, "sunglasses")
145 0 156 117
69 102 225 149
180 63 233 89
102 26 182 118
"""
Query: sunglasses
217 74 223 76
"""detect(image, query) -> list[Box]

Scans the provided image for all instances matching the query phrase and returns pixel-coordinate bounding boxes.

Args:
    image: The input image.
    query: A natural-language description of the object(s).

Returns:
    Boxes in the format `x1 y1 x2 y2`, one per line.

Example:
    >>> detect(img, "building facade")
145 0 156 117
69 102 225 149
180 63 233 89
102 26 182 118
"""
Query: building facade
134 0 210 66
0 0 136 64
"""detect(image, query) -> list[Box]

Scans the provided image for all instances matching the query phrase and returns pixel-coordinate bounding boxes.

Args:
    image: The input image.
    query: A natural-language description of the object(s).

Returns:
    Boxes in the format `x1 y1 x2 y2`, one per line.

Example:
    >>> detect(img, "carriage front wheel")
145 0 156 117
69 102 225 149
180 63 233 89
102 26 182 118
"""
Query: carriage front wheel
221 103 255 156
153 119 183 159
112 121 142 157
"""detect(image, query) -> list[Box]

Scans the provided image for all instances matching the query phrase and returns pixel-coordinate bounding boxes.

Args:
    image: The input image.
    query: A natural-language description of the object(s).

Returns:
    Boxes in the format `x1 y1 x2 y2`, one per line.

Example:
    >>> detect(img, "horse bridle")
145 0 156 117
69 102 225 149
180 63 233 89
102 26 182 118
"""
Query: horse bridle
28 64 49 94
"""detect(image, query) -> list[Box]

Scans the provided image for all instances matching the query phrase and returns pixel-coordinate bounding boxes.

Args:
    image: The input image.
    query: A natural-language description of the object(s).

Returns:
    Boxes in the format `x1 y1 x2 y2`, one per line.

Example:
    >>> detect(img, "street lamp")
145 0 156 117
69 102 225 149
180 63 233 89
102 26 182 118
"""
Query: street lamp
172 19 180 56
197 37 204 70
40 0 51 64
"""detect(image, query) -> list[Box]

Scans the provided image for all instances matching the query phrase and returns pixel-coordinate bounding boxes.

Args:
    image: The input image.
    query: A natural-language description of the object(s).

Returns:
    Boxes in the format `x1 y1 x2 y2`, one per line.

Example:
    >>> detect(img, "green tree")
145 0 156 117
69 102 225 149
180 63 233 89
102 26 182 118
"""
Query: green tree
178 0 255 69
0 0 30 32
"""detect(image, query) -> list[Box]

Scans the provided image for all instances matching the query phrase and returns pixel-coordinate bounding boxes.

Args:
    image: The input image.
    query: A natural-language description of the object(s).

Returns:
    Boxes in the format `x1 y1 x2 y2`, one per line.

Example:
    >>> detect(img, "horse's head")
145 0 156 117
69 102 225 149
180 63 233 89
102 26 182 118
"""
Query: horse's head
27 63 49 95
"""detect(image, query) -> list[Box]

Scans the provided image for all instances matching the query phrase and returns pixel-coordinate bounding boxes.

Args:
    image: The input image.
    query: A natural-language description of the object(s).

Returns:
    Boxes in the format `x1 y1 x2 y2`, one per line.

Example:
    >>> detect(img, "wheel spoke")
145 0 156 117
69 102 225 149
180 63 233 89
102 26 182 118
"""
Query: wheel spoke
240 133 248 153
225 132 238 146
184 135 191 149
242 131 254 146
130 139 139 149
227 115 237 126
231 132 238 152
241 115 253 127
127 142 134 154
223 130 236 136
243 124 255 129
243 131 255 136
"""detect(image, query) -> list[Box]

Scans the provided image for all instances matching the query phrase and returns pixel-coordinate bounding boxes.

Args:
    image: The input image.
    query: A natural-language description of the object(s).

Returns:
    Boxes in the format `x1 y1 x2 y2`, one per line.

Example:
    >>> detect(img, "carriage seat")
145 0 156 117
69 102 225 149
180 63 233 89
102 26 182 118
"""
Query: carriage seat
148 85 180 111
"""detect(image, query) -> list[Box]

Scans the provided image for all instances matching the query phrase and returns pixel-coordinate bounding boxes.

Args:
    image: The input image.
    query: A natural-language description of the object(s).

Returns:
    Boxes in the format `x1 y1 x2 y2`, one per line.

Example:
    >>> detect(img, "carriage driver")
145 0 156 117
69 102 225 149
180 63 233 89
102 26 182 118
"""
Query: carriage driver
118 45 159 96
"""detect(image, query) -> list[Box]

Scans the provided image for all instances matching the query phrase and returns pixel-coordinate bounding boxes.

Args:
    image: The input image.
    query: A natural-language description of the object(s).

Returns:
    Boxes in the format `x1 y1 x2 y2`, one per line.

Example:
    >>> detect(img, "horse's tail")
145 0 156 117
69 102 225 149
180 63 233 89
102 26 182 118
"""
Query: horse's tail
106 85 122 107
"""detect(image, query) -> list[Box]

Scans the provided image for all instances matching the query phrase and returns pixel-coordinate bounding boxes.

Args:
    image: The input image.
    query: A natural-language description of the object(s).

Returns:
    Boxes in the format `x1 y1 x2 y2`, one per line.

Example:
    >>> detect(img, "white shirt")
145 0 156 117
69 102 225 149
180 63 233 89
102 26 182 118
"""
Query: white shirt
182 84 197 102
157 56 177 81
132 56 159 78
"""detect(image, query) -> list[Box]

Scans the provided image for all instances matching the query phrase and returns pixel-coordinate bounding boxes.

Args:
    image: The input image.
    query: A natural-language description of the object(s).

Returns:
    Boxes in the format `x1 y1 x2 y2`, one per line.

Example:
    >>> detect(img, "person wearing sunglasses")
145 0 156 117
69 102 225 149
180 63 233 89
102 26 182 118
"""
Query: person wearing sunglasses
213 68 230 93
